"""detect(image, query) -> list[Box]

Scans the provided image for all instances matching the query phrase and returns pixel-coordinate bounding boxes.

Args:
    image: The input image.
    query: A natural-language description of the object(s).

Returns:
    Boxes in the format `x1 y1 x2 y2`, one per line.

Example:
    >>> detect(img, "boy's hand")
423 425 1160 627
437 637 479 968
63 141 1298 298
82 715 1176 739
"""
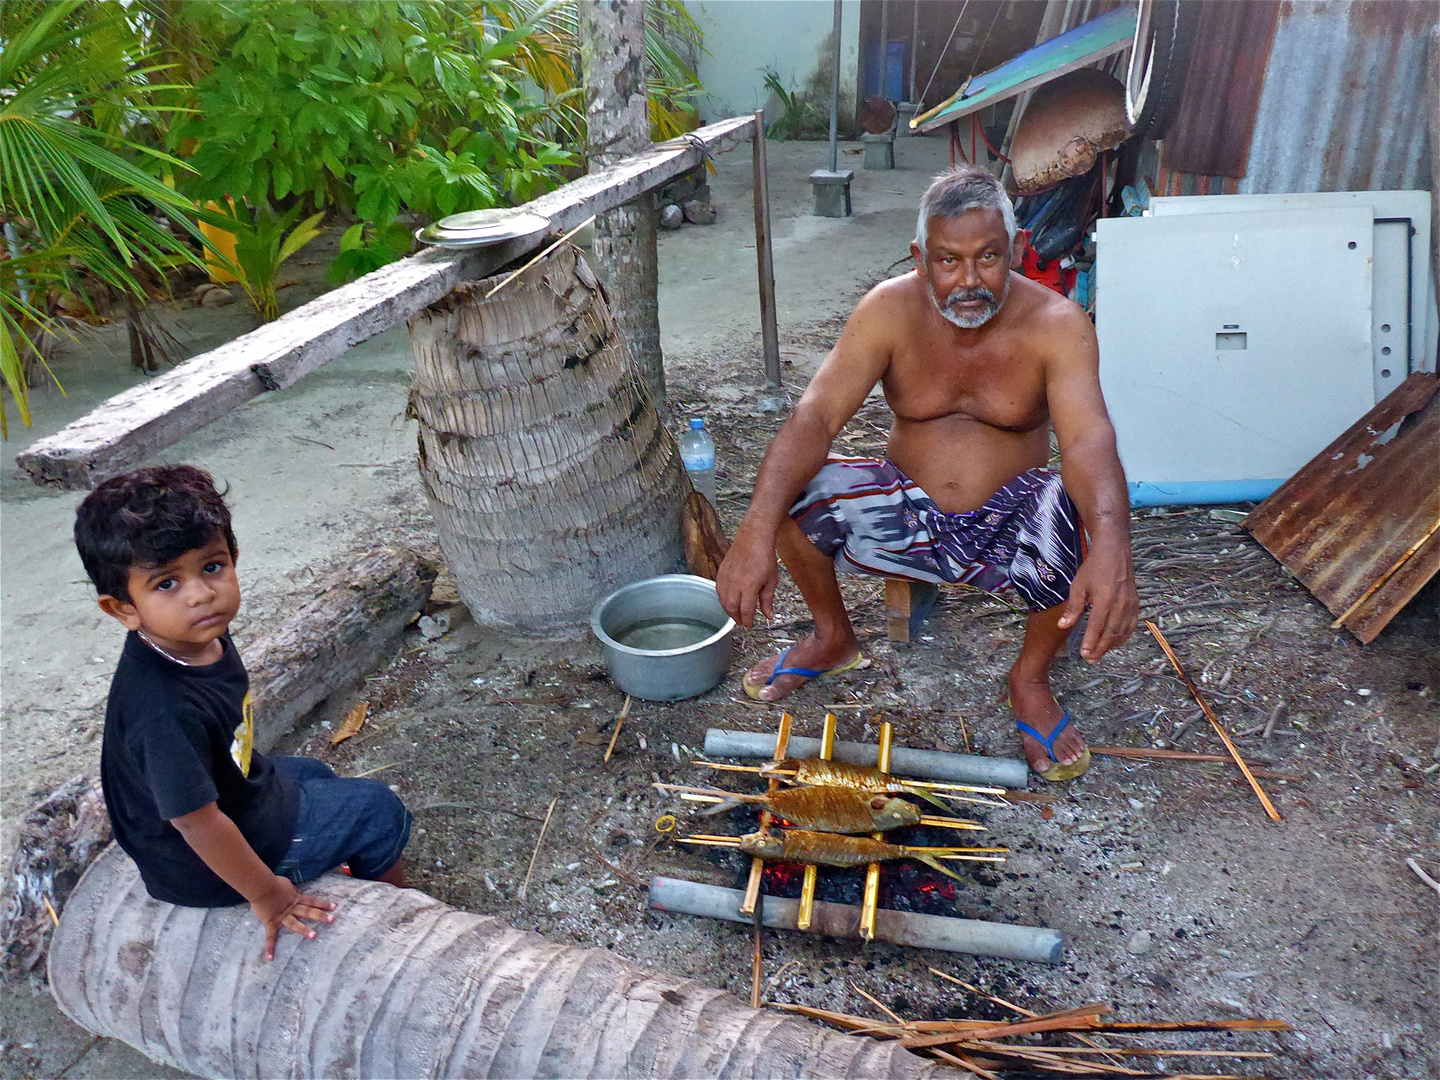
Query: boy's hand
250 875 337 961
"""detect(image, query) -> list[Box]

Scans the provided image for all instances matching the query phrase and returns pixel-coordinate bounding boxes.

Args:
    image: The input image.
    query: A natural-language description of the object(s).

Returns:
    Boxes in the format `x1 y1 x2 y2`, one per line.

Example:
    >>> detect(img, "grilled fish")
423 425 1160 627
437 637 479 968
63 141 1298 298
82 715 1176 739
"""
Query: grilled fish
737 828 1000 881
758 758 954 813
697 786 921 833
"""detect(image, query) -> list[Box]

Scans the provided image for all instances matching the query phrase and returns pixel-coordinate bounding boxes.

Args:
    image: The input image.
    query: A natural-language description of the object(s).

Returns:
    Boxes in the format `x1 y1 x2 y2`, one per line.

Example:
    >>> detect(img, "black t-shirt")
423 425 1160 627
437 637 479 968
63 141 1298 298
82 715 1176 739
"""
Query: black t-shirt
100 632 298 906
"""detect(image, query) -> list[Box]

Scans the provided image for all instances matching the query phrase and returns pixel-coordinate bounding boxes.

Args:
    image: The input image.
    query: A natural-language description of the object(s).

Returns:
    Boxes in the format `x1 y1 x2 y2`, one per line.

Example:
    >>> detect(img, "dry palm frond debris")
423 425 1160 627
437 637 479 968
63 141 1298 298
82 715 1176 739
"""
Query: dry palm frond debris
771 969 1289 1078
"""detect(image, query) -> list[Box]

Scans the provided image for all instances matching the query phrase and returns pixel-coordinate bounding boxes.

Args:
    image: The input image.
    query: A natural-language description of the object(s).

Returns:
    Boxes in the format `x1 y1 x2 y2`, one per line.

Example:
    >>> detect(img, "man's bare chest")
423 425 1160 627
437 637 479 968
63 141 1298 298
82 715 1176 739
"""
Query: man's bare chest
883 345 1049 432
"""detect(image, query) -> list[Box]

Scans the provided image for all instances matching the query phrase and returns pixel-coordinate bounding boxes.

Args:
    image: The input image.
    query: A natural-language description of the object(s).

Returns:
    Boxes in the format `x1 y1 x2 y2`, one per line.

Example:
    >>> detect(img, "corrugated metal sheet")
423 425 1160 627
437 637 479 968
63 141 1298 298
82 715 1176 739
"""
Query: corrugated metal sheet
1161 1 1281 178
1167 0 1433 196
1245 373 1440 644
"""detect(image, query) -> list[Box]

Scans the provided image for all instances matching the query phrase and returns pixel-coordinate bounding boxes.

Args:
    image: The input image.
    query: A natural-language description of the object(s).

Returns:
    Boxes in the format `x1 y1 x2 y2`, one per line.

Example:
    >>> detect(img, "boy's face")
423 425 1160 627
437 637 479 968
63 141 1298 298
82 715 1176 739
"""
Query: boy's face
98 535 241 663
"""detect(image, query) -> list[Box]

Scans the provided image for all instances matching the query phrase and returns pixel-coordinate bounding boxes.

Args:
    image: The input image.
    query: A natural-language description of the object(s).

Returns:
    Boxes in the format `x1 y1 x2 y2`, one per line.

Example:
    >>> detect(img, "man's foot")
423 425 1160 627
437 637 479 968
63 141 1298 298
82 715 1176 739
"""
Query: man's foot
1009 674 1089 778
743 635 865 702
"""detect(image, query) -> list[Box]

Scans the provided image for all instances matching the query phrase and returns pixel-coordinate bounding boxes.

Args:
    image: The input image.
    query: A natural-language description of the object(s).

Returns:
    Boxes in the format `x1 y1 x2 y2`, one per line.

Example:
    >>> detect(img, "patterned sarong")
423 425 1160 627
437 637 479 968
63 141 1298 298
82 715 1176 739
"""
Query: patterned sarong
791 458 1083 612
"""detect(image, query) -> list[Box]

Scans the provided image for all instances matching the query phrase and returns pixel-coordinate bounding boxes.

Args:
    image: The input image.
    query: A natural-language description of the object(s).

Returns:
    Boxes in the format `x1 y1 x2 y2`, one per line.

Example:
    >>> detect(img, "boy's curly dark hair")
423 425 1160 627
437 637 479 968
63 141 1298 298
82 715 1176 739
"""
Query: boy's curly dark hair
74 465 237 602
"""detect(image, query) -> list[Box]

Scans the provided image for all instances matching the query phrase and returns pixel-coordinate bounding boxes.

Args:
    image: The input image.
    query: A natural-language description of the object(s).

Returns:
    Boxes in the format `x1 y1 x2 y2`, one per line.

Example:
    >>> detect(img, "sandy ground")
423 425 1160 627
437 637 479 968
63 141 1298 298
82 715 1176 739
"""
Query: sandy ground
3 133 1437 1078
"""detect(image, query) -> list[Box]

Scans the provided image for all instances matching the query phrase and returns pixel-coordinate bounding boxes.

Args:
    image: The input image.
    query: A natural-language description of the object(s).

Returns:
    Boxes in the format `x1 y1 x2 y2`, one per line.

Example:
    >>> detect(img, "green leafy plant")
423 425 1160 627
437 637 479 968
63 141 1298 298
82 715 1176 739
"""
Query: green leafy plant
762 70 817 140
327 220 414 285
0 0 209 434
208 200 324 321
169 1 576 272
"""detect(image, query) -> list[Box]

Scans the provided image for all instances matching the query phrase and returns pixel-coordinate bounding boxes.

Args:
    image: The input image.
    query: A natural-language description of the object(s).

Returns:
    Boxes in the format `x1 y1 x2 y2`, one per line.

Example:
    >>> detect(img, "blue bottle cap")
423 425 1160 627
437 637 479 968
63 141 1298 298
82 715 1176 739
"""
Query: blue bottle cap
689 418 704 429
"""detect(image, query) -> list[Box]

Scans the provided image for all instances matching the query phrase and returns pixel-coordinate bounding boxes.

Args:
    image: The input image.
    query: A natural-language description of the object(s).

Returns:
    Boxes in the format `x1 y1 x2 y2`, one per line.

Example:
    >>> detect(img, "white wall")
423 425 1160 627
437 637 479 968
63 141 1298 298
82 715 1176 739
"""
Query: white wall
685 1 861 124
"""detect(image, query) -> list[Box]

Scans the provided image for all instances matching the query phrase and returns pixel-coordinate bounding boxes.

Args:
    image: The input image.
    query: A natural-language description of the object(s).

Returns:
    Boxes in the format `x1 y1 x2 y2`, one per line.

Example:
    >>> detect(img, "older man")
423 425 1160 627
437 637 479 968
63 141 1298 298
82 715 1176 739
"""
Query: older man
716 167 1138 781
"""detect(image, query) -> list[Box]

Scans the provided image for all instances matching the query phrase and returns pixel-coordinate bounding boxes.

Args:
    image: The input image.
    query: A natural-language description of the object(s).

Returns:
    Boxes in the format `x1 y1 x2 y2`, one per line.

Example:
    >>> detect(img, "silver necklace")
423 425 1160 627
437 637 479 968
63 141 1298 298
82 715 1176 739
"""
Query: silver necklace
137 630 199 667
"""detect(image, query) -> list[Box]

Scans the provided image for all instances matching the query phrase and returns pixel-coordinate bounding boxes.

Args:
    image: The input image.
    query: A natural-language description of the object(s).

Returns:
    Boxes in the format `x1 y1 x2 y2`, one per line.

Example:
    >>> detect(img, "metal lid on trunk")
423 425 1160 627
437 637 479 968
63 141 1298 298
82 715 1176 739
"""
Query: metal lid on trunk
416 208 551 249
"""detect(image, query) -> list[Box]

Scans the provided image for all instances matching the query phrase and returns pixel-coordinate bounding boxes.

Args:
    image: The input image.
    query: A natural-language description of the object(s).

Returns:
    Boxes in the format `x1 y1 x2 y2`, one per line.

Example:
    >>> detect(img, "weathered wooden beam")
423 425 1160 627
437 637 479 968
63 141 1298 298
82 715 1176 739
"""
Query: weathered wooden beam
16 115 757 489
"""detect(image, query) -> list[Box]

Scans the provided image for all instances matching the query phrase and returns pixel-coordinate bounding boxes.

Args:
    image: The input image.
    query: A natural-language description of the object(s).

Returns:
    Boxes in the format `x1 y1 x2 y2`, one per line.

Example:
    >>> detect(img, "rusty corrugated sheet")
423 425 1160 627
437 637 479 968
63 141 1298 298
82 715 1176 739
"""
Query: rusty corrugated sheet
1162 0 1433 196
1160 0 1281 178
1245 373 1440 644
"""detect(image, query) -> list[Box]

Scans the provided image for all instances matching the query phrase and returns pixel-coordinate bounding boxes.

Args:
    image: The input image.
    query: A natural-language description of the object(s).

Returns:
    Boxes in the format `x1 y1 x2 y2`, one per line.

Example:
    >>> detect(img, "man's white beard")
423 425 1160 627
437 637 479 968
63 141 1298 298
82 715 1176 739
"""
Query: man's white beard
931 276 1009 329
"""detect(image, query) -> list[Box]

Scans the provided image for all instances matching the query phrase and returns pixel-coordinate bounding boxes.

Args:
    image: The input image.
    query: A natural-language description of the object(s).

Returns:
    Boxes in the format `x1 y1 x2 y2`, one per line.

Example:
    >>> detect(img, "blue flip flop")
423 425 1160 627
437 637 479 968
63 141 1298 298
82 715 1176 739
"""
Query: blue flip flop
743 646 866 701
1015 710 1092 781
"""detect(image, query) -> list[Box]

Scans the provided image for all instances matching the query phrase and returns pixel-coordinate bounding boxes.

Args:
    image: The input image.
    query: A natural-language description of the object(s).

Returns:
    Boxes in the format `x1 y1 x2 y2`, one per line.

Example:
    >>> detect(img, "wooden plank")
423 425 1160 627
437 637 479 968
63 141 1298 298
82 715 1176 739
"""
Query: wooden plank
16 115 757 490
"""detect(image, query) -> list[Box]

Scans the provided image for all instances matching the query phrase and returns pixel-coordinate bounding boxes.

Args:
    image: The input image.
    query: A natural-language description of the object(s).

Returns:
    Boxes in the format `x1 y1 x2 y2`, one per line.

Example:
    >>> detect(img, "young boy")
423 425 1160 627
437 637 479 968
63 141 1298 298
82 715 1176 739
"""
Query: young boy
75 464 411 961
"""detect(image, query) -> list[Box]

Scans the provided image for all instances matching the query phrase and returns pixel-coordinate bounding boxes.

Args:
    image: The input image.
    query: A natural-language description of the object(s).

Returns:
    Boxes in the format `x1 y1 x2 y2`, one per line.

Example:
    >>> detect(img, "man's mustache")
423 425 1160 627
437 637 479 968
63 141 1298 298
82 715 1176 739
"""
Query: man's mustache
944 287 998 309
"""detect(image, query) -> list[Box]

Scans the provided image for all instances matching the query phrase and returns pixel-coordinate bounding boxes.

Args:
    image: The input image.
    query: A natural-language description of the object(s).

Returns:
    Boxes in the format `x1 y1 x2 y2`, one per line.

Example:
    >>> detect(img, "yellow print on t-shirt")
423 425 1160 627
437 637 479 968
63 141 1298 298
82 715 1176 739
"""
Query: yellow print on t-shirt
230 692 254 776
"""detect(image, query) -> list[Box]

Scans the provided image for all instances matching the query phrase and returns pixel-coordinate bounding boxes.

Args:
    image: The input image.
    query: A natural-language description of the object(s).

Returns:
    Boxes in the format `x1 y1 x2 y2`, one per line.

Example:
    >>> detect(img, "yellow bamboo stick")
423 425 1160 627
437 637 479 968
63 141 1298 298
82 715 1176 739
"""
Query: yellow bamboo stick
860 720 893 940
797 713 838 931
741 713 791 917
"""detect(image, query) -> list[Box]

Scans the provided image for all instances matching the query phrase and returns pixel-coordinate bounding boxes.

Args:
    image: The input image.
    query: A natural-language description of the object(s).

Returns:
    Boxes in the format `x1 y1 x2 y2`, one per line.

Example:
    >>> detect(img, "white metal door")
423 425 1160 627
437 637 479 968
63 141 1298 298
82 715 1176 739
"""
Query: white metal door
1096 207 1373 505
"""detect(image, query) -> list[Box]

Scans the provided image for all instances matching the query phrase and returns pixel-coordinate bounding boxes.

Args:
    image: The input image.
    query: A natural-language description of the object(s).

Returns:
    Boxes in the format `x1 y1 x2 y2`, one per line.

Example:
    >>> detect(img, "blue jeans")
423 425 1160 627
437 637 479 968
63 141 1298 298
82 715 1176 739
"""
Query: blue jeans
270 756 412 885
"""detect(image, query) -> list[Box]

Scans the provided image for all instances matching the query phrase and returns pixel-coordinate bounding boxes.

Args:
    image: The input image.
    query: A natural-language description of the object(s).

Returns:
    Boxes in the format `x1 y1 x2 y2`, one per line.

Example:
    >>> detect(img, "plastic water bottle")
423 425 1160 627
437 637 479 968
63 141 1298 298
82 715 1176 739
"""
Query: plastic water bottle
679 417 717 504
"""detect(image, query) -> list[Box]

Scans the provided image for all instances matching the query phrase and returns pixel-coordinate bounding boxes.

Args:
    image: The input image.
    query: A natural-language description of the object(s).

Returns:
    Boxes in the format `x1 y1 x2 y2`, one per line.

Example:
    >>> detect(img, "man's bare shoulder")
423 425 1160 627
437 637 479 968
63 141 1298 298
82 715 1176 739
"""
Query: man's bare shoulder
1005 275 1094 351
859 270 928 313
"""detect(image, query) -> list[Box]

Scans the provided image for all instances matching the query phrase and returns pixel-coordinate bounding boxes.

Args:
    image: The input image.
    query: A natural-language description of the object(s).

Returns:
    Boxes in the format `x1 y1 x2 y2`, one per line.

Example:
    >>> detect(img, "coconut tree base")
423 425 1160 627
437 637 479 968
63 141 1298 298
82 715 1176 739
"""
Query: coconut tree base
50 845 951 1080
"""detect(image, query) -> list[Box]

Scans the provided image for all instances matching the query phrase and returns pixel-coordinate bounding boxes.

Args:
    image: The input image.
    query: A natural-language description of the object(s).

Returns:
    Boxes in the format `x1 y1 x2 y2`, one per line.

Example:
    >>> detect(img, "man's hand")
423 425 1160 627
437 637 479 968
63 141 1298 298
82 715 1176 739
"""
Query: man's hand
250 875 337 962
1058 540 1138 663
716 525 780 629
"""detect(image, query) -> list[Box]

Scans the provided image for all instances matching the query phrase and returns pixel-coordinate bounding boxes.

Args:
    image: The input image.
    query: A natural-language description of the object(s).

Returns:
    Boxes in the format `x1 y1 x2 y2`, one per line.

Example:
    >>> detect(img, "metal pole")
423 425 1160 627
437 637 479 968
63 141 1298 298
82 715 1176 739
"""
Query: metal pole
752 112 781 391
908 0 919 103
828 0 842 173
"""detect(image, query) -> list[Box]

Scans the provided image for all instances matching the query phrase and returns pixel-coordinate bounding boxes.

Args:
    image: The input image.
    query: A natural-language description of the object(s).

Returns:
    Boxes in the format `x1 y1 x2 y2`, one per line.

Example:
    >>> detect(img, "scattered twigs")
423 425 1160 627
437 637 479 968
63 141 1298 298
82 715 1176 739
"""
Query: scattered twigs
1145 621 1281 822
1091 747 1267 766
603 695 631 764
519 796 557 903
1407 857 1440 899
1262 699 1286 741
772 989 1285 1078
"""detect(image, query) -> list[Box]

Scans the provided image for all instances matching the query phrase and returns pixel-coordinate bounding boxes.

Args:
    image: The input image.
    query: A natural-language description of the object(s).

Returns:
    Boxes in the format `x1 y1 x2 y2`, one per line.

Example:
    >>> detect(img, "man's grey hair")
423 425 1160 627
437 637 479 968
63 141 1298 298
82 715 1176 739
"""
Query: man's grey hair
914 166 1016 255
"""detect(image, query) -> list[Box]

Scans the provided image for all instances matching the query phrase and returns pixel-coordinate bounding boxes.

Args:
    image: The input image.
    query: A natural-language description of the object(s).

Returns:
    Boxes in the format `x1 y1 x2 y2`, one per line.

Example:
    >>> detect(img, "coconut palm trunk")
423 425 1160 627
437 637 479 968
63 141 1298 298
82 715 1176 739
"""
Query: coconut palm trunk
407 242 685 630
580 0 666 410
50 845 951 1079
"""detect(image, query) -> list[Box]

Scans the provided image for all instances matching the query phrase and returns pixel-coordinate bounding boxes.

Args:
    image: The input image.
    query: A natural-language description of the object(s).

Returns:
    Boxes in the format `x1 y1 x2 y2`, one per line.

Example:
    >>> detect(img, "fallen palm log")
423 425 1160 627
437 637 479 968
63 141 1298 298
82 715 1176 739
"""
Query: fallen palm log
241 546 436 751
51 846 953 1079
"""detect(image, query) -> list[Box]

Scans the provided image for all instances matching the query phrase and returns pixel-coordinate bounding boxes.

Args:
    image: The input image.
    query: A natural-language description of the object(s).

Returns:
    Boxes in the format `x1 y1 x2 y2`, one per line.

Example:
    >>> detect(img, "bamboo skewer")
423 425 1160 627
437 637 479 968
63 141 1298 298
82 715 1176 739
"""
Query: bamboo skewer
673 835 1007 859
660 788 985 830
747 713 790 1008
859 720 893 941
519 797 557 903
797 713 837 930
693 760 1005 795
602 694 631 764
1146 620 1282 823
741 712 791 916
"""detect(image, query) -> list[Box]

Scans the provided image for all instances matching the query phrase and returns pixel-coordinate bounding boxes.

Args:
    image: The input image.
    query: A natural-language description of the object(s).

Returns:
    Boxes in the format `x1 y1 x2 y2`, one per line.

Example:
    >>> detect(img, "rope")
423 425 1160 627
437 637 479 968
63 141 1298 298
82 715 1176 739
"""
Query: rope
916 0 971 110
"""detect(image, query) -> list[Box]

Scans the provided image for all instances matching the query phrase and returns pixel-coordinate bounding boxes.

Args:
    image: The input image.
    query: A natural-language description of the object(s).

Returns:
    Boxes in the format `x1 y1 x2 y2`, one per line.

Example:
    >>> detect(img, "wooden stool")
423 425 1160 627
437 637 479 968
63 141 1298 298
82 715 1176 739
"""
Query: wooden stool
883 578 942 642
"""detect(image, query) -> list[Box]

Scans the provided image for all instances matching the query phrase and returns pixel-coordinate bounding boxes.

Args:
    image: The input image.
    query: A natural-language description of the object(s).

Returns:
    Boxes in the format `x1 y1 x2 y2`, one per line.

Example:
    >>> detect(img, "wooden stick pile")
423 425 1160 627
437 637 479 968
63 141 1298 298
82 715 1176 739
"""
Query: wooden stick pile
773 969 1289 1078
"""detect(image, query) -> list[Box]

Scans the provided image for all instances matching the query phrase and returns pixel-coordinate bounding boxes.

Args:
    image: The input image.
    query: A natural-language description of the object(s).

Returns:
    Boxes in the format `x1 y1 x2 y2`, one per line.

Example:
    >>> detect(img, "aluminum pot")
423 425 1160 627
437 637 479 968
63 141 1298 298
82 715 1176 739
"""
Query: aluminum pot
591 574 736 701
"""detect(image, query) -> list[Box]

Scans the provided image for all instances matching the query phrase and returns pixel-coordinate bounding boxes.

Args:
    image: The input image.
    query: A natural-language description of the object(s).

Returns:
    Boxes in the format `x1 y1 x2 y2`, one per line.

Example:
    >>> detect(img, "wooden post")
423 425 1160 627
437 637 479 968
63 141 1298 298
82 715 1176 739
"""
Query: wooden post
859 720 894 940
796 712 838 931
752 111 781 392
885 578 912 642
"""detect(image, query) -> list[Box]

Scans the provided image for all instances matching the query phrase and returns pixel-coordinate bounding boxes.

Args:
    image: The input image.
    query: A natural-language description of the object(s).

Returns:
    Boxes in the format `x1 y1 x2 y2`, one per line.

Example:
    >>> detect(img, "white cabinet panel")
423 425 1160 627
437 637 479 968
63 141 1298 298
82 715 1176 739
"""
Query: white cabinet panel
1096 207 1374 506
